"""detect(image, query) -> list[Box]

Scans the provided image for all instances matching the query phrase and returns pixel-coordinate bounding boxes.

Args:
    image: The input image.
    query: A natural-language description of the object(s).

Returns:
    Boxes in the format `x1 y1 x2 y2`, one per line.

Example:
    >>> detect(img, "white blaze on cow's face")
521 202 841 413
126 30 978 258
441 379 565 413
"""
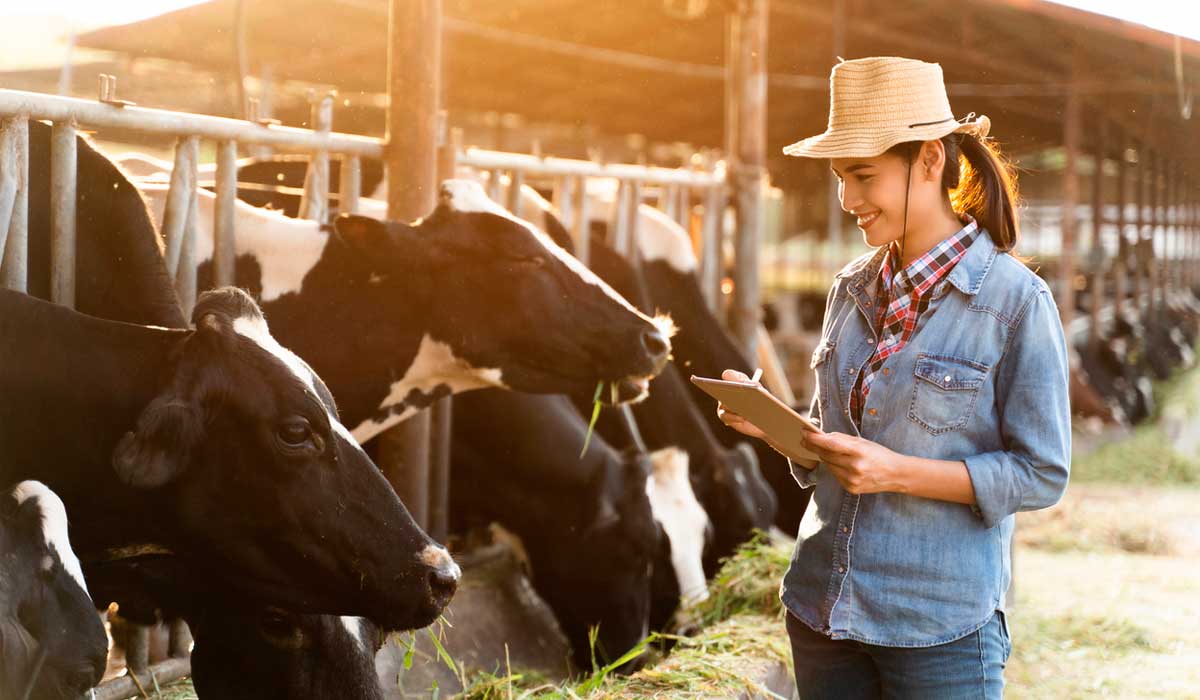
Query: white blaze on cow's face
645 447 710 608
11 480 89 595
351 334 507 443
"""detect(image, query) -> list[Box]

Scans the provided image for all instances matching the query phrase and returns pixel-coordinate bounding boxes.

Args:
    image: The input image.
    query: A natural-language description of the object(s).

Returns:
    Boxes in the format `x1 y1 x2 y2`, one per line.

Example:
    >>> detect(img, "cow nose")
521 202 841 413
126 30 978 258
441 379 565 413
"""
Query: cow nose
641 328 669 361
428 564 460 602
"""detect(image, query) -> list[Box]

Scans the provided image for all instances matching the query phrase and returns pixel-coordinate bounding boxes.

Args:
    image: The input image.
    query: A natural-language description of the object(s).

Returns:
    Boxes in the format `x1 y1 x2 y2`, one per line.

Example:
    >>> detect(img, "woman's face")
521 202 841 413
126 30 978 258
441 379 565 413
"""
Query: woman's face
831 150 919 249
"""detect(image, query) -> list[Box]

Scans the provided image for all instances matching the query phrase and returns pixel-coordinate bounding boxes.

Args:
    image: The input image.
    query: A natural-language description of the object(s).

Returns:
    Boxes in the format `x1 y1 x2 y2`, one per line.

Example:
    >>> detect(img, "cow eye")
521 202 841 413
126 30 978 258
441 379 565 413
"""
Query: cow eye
277 418 315 449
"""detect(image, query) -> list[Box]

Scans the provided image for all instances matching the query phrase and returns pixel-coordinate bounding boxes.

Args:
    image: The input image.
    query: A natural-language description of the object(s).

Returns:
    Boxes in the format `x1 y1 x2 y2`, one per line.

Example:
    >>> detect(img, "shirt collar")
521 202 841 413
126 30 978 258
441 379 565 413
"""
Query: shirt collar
879 217 980 297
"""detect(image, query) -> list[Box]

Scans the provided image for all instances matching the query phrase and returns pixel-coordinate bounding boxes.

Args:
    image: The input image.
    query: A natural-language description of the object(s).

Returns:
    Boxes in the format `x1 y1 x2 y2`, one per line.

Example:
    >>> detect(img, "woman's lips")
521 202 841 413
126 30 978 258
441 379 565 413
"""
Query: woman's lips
857 210 880 230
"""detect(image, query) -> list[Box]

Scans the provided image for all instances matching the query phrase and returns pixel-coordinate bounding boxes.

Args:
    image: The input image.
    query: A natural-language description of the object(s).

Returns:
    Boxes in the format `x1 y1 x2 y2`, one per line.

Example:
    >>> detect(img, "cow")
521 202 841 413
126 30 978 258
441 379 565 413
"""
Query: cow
27 121 185 329
1 480 108 700
450 389 708 672
0 287 460 633
506 185 780 563
135 179 674 444
583 195 812 533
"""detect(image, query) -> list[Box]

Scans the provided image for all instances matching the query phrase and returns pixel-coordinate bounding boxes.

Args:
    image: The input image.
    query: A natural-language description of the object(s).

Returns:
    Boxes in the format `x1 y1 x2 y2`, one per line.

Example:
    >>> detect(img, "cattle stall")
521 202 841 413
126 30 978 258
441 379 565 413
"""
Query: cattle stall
0 83 385 698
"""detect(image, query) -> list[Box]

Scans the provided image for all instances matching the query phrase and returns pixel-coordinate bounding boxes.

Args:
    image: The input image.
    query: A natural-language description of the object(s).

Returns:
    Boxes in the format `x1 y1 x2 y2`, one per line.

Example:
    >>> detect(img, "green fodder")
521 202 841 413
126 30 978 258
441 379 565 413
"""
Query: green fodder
460 533 797 699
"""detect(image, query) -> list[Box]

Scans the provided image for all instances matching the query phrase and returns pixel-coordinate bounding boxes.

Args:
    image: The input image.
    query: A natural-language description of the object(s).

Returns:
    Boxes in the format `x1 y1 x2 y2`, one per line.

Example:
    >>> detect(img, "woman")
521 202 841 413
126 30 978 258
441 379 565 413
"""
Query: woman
718 57 1071 698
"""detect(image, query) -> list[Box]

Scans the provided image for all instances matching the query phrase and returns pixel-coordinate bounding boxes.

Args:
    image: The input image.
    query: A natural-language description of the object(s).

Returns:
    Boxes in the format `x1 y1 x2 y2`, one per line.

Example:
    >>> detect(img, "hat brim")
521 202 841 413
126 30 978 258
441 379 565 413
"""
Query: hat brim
782 114 990 159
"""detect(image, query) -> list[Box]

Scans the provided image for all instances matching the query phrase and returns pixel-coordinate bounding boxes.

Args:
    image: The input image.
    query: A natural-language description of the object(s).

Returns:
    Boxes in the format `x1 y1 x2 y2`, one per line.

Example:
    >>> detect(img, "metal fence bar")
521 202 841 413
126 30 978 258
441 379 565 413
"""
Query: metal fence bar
50 121 78 307
675 185 691 230
626 180 643 260
573 175 590 267
176 163 200 317
486 168 502 202
214 140 238 288
611 180 631 256
0 116 28 293
0 89 381 157
700 184 725 313
662 183 680 220
162 136 198 277
340 155 362 215
552 176 573 232
301 93 333 222
0 119 21 277
507 169 525 220
460 146 724 187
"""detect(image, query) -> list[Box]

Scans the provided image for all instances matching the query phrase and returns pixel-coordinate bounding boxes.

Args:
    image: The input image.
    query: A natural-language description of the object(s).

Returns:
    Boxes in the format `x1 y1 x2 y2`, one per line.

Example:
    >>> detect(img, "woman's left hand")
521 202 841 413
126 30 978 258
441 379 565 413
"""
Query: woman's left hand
802 431 908 495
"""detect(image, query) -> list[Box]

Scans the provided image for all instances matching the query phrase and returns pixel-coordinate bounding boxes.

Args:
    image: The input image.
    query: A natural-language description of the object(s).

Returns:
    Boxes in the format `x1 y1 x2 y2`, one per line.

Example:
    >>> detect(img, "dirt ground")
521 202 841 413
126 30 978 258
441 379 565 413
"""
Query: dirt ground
1008 483 1200 699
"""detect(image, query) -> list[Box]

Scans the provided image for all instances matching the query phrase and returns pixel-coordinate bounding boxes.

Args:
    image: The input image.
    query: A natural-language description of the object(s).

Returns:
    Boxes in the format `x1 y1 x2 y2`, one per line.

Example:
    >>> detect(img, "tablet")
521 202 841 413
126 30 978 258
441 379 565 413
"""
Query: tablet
690 375 821 462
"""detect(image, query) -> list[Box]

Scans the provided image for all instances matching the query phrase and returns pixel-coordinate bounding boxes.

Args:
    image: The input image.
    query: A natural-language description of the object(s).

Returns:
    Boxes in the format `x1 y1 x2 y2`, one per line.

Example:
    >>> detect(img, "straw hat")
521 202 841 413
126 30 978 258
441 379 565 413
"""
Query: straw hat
782 56 990 159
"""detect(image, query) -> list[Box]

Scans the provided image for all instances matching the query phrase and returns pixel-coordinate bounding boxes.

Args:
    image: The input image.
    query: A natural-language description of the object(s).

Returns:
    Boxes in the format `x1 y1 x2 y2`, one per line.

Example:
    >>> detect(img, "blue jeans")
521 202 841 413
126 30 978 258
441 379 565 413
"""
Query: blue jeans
786 610 1011 699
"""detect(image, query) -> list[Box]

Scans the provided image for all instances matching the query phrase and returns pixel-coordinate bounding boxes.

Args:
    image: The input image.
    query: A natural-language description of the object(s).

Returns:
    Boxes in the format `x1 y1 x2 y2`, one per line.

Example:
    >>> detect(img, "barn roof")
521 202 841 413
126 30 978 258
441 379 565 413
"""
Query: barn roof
76 0 1199 173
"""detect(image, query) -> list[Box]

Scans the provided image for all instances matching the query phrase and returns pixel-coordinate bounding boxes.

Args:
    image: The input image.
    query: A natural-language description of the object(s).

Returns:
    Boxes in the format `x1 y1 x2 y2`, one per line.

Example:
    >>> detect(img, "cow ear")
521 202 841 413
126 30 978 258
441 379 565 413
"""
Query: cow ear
112 396 204 489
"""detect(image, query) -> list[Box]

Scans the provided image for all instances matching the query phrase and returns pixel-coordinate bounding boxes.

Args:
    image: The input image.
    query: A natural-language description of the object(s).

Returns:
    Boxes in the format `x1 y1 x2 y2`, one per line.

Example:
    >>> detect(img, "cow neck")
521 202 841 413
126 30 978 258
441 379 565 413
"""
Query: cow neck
0 293 186 556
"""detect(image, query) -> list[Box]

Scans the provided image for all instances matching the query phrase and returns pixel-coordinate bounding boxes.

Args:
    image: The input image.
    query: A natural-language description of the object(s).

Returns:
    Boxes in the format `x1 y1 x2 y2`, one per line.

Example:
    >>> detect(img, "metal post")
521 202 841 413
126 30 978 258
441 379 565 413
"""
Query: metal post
340 155 362 215
214 140 238 288
626 180 644 261
1133 144 1145 305
378 0 441 526
552 175 574 233
663 183 680 221
1088 119 1106 345
506 169 525 219
573 175 591 267
1148 152 1161 318
611 180 632 256
0 116 28 292
177 165 200 317
676 185 691 230
700 184 725 313
486 168 502 201
1058 51 1081 330
50 121 77 307
1114 139 1128 318
301 93 333 222
727 0 768 360
162 136 198 278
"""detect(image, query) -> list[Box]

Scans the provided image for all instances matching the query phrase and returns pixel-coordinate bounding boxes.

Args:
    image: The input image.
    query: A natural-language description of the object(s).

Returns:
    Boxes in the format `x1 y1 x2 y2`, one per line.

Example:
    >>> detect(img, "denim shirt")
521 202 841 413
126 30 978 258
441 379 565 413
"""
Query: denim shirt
781 230 1071 648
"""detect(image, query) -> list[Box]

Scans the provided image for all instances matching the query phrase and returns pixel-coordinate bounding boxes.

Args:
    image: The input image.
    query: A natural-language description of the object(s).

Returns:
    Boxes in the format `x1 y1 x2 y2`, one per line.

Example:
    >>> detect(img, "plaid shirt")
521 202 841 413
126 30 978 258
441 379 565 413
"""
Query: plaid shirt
849 218 980 427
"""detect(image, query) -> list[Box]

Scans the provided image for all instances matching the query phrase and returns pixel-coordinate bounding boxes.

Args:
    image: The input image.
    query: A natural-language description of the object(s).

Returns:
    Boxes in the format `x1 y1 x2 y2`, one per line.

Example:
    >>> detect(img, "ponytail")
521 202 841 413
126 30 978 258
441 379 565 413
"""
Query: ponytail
943 133 1021 253
886 133 1022 253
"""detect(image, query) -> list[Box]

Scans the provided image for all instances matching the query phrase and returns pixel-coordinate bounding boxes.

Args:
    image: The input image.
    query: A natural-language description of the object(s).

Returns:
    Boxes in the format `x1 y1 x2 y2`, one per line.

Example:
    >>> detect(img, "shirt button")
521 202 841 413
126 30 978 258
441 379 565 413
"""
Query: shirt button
842 526 849 533
883 368 890 376
944 375 952 383
868 408 877 416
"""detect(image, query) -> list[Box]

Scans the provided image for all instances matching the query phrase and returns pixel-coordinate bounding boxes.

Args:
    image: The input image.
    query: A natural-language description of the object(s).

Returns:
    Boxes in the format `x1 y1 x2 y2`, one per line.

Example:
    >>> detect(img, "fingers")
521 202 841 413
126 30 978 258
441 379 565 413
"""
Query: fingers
722 369 751 382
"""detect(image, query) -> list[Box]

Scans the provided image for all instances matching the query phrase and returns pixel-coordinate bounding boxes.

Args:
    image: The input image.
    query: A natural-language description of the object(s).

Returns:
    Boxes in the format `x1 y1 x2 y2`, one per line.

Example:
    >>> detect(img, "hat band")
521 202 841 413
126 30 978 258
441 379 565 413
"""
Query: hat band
908 117 955 128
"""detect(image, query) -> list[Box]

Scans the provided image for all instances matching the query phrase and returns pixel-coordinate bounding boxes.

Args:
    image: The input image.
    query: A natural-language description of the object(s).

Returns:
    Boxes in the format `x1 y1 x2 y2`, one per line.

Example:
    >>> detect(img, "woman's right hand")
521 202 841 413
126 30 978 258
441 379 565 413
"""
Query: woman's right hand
716 369 769 440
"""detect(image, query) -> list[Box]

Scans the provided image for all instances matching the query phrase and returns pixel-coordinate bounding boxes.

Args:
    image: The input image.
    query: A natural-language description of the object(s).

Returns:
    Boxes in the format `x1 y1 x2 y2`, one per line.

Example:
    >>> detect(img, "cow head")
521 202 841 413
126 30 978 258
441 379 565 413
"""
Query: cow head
529 450 661 673
190 607 383 700
110 288 459 631
332 181 673 408
707 443 777 571
0 481 107 700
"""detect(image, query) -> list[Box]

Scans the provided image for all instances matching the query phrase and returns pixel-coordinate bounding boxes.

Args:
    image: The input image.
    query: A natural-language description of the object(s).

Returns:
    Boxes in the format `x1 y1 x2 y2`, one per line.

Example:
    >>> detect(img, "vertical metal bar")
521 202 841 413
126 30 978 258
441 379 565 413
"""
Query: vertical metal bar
0 123 17 265
676 185 691 230
1133 143 1145 305
162 136 199 278
1113 139 1128 318
378 0 441 526
1058 48 1081 332
573 175 590 267
1088 119 1106 345
50 121 77 308
176 168 200 317
626 180 643 263
727 0 768 359
507 169 525 219
214 140 238 288
301 93 333 222
700 185 725 313
662 183 679 220
340 155 362 216
1148 152 1161 317
0 116 28 293
552 175 573 233
486 168 502 202
611 180 632 256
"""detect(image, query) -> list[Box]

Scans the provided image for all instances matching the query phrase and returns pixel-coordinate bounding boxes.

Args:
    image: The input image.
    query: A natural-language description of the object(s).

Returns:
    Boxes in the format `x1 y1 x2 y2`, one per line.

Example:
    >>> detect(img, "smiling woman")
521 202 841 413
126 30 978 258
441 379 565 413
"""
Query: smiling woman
717 56 1071 700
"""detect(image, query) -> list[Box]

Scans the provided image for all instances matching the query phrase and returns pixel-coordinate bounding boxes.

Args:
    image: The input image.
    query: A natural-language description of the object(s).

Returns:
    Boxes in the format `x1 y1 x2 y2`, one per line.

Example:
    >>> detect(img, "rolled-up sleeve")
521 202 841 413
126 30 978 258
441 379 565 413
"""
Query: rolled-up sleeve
787 389 823 489
964 286 1072 529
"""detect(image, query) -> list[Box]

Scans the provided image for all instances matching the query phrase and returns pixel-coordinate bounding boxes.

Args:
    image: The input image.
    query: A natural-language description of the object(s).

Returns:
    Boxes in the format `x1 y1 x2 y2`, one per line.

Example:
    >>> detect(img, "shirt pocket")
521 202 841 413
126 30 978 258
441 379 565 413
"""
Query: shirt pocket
907 353 990 435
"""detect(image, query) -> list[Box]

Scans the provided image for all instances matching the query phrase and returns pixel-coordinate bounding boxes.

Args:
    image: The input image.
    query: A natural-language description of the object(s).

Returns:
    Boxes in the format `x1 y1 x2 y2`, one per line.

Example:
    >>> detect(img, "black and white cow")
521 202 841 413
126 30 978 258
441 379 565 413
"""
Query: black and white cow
0 287 459 632
1 481 107 700
450 389 708 672
28 121 185 329
136 180 674 444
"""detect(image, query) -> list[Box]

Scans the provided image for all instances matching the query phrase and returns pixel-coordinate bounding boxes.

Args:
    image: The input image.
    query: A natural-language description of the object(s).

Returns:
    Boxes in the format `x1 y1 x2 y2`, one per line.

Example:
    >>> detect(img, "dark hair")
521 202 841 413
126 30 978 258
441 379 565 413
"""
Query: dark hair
887 133 1021 253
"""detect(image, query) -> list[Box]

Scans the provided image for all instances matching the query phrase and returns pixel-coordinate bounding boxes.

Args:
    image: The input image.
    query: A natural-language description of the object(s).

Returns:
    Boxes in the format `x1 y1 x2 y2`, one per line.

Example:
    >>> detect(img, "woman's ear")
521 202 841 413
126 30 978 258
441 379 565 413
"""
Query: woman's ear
921 140 945 182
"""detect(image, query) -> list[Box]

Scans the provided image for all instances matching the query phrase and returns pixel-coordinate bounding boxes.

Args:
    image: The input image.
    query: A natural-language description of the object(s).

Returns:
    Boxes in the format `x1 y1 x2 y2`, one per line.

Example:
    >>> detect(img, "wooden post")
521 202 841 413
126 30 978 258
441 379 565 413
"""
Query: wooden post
1113 137 1128 318
1088 118 1106 345
378 0 441 527
726 0 768 360
1058 53 1082 330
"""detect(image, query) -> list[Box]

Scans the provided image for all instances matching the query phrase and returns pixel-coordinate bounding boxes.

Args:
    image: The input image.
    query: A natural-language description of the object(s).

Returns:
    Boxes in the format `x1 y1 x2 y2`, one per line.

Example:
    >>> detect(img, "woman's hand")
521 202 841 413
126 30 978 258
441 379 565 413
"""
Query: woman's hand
801 431 908 495
715 369 770 440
